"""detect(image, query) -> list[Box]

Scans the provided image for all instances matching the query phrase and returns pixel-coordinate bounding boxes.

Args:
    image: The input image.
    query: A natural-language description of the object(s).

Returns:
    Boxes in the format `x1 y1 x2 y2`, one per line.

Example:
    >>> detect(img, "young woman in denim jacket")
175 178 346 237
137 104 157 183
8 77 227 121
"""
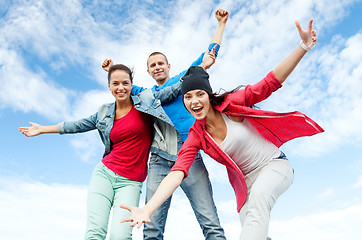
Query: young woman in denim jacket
119 20 323 240
19 54 215 240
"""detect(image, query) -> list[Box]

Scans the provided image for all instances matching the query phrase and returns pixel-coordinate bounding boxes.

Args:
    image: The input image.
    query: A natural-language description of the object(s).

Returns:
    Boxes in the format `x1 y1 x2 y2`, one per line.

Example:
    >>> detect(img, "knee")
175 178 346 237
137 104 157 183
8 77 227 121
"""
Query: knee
109 223 133 240
85 226 107 240
249 189 275 212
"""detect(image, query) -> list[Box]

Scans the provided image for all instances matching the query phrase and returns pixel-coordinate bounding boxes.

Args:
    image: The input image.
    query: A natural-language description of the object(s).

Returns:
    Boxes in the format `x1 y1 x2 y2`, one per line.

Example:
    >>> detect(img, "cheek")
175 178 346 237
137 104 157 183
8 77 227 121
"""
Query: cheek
183 100 192 112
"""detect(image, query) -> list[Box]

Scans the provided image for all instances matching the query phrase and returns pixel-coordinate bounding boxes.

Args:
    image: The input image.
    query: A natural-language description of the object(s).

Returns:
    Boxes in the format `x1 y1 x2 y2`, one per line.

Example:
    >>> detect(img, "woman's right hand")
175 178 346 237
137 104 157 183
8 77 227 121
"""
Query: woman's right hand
102 58 113 72
19 122 43 137
120 204 151 228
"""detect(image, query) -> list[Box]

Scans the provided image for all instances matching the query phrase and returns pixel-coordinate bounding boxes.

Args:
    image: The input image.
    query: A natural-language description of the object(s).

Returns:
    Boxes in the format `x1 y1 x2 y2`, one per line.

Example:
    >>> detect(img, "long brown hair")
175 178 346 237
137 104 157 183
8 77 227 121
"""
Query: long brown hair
208 85 258 108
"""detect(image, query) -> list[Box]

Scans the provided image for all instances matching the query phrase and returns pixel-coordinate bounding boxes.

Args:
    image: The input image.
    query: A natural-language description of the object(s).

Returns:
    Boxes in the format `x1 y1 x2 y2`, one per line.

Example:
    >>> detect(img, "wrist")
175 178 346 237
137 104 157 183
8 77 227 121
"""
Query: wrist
299 40 313 52
199 63 208 70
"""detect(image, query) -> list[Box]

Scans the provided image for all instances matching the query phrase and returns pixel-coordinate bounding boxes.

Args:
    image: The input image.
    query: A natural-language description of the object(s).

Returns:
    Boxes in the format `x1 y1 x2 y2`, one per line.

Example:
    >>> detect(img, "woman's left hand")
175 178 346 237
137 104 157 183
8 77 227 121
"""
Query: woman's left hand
296 19 317 51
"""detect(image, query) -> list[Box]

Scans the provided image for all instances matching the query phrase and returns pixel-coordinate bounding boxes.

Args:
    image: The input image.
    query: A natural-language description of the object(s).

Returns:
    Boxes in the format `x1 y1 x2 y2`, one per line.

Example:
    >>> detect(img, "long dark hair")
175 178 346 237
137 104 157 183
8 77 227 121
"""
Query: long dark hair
208 85 258 108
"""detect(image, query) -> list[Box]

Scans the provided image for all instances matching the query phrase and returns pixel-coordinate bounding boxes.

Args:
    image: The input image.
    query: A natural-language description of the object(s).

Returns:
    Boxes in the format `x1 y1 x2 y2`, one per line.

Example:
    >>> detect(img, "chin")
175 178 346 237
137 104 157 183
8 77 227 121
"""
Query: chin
194 114 206 120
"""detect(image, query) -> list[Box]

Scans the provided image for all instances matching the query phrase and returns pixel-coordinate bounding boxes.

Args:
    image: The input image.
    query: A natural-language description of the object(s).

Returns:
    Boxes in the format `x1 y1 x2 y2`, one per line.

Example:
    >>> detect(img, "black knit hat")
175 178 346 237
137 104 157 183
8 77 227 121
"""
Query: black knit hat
181 66 213 97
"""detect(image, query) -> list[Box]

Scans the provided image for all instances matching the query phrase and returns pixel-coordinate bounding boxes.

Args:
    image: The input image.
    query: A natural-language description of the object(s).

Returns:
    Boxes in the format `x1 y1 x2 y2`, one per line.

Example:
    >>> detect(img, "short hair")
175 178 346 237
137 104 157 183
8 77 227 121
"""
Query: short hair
147 52 169 67
108 64 134 84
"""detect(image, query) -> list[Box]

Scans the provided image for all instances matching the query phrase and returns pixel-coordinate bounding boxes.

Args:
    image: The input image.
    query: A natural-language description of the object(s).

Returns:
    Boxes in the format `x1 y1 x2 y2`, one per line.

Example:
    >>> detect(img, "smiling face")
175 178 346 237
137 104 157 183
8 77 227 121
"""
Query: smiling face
108 69 132 103
183 89 211 120
147 53 171 86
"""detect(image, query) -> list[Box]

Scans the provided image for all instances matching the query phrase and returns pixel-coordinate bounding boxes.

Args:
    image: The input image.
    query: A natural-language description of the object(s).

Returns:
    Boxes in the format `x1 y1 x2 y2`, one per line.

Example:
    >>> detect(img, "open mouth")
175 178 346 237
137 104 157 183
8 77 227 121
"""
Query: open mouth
192 106 203 115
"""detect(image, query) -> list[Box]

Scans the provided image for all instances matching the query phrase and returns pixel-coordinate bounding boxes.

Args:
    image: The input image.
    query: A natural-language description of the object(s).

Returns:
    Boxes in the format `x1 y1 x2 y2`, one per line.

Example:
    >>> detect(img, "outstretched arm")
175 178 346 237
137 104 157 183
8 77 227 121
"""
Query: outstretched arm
210 9 229 45
19 122 58 137
273 19 317 83
120 171 184 228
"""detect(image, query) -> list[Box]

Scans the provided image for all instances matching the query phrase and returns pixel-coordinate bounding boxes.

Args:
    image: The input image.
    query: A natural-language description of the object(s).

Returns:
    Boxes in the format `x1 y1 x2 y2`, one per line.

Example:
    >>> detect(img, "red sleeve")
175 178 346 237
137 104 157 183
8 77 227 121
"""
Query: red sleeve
224 71 282 108
171 128 202 179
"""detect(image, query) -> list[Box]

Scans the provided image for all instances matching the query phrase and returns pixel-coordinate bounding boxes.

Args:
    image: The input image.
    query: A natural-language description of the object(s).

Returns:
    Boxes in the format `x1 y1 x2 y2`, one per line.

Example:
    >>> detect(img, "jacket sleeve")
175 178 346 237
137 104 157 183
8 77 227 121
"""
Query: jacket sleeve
57 112 98 134
226 71 282 107
153 80 182 105
131 84 146 95
170 128 202 179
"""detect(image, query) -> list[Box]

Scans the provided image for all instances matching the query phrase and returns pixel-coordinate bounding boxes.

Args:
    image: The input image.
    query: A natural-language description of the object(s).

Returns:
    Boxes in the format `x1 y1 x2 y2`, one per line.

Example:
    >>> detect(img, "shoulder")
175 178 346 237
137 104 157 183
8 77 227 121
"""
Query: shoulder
97 102 115 119
133 89 158 106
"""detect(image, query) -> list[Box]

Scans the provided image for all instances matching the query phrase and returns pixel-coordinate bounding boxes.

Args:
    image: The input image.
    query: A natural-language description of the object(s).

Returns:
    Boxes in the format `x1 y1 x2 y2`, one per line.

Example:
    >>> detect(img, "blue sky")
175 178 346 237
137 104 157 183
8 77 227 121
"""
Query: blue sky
1 0 362 239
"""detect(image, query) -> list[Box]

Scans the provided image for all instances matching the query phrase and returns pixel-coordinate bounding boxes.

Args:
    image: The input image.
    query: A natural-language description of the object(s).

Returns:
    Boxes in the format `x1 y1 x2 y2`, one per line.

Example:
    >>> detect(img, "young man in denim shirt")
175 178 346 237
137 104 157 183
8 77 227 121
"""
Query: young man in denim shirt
102 9 229 239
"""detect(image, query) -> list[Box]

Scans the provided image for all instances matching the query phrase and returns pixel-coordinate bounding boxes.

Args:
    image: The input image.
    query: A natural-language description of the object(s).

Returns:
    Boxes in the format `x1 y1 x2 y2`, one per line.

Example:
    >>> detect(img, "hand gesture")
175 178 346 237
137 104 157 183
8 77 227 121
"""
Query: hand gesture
296 19 317 51
201 45 216 70
102 58 113 72
19 122 42 137
215 9 229 24
120 204 151 228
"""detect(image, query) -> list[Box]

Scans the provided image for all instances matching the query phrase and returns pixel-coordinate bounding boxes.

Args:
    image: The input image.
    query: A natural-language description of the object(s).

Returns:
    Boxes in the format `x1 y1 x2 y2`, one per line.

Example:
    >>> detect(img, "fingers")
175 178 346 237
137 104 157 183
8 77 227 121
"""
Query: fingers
308 18 314 31
19 127 30 136
102 59 110 67
295 20 302 32
215 8 229 20
120 203 133 211
120 217 133 223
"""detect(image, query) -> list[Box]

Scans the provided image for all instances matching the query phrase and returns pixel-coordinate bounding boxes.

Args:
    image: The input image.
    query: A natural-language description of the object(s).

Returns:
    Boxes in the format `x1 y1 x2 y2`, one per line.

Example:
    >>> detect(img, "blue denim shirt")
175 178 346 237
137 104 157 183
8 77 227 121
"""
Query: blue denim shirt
57 80 182 158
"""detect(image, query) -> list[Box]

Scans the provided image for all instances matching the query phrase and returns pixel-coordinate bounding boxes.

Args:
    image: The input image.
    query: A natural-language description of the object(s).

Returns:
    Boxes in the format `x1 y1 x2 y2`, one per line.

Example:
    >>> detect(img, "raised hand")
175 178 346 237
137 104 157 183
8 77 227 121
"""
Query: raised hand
296 19 317 51
201 45 216 70
19 122 43 137
120 204 151 229
215 9 229 24
102 58 114 72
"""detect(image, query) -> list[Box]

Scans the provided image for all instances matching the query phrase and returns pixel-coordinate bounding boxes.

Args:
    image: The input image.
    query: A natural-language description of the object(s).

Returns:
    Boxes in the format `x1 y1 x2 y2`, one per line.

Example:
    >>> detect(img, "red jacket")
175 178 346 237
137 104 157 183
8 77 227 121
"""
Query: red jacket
171 71 324 212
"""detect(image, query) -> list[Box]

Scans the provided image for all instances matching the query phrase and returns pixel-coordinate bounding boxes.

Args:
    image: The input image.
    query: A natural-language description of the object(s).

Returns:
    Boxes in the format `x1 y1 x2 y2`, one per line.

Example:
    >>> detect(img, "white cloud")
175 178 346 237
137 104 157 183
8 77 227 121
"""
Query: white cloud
1 176 362 240
280 32 362 157
0 177 87 240
269 204 362 240
0 48 73 120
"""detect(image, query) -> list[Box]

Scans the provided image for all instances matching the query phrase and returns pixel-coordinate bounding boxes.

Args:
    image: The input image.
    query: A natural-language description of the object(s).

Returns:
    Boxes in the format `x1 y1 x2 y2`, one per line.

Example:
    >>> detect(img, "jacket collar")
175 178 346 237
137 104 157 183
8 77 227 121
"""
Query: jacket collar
106 95 138 118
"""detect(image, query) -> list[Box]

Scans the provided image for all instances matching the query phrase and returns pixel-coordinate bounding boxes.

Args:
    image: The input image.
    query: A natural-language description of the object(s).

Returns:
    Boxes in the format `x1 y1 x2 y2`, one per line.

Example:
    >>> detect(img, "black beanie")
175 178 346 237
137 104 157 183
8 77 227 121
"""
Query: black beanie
181 66 213 97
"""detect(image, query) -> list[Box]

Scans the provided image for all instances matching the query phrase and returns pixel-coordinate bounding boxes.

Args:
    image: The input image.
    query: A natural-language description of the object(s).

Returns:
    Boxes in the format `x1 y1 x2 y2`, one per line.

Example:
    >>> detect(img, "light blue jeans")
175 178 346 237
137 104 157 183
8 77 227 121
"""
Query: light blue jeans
144 153 226 240
85 162 142 240
239 153 294 240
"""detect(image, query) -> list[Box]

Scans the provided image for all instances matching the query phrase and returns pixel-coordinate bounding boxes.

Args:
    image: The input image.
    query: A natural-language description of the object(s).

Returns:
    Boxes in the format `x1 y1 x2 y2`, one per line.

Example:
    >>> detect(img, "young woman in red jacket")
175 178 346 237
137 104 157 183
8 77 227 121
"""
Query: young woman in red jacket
120 19 323 240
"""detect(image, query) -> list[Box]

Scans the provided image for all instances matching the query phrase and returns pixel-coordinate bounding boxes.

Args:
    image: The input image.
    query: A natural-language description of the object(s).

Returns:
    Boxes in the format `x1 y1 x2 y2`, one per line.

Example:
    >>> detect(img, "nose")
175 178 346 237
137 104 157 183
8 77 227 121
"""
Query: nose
117 84 125 91
190 97 199 105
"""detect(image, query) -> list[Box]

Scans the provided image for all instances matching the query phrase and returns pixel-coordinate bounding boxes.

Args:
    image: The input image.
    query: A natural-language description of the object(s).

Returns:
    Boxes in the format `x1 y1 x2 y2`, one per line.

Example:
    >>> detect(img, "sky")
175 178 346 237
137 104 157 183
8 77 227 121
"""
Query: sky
0 0 362 239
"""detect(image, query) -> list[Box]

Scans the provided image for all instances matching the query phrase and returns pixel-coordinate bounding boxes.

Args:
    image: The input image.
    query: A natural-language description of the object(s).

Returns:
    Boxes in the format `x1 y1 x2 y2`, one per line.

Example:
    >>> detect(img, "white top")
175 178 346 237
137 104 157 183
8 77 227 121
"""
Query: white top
219 114 280 175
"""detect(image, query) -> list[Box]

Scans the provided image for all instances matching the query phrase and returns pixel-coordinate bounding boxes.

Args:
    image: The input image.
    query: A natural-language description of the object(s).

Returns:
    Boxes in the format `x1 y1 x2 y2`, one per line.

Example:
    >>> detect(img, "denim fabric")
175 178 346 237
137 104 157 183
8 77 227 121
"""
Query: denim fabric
57 82 181 157
56 83 182 239
143 153 226 240
85 162 142 240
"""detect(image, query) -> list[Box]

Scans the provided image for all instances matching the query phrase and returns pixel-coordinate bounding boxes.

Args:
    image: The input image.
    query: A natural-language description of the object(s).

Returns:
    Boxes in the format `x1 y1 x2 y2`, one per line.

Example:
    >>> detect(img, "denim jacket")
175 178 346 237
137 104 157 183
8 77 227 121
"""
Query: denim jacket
57 80 182 158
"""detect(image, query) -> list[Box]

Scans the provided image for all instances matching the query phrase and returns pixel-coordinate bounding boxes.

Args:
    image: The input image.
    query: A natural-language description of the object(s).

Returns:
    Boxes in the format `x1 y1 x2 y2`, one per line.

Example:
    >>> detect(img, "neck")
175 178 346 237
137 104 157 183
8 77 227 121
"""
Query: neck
205 106 221 129
115 98 133 112
156 76 170 86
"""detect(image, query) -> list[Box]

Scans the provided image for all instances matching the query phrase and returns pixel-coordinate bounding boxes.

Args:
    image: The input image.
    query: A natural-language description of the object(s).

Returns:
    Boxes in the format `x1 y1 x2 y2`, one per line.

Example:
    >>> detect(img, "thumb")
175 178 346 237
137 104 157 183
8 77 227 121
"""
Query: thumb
295 20 302 32
120 203 132 212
